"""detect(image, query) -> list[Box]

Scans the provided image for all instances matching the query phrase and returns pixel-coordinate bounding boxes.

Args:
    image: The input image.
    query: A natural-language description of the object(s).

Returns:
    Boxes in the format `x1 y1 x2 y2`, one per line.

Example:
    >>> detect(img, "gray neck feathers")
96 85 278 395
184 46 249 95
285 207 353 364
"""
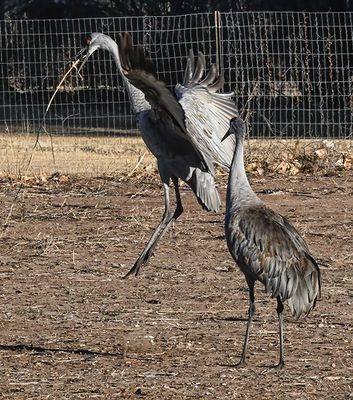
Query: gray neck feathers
226 136 260 211
107 38 151 114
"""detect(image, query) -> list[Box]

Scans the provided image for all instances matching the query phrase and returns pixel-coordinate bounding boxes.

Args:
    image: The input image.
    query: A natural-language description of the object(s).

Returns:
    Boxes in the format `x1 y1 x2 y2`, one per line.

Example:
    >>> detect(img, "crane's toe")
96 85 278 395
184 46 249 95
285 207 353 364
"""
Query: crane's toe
219 359 247 368
122 260 143 279
272 360 285 370
122 250 153 279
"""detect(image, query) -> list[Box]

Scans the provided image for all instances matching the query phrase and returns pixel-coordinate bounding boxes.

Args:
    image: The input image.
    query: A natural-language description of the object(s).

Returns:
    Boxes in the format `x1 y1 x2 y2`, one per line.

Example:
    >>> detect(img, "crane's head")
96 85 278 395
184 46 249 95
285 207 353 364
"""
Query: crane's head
221 117 246 142
75 32 117 73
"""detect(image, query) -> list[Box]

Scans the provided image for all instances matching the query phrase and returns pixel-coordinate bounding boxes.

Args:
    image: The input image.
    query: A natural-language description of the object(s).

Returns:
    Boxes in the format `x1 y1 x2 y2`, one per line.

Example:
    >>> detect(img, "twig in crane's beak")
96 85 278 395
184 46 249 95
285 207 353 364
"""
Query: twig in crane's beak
74 46 87 62
73 44 92 75
35 46 88 174
45 58 81 113
77 52 89 74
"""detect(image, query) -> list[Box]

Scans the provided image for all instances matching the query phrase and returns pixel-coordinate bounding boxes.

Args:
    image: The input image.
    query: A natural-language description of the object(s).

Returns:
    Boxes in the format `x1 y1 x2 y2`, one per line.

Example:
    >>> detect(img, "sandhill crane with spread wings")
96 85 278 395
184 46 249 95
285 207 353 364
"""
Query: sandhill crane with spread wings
222 117 321 368
77 32 238 277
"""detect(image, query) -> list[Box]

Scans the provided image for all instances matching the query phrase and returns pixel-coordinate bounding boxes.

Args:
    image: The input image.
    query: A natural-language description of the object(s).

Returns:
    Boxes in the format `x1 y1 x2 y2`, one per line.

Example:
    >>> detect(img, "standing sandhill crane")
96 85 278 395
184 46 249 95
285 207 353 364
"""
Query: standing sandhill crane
78 32 238 277
222 117 321 368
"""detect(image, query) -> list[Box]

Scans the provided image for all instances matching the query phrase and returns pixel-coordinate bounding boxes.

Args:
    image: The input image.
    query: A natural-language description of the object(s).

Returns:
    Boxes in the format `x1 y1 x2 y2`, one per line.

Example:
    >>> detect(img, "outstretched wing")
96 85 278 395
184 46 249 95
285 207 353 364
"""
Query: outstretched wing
118 33 214 173
118 32 186 134
175 51 239 171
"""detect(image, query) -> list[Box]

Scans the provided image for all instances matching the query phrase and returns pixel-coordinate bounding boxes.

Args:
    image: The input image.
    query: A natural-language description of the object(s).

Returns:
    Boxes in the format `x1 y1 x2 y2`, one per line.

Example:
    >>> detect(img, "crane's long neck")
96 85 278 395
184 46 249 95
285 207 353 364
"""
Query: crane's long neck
109 40 151 114
226 136 260 212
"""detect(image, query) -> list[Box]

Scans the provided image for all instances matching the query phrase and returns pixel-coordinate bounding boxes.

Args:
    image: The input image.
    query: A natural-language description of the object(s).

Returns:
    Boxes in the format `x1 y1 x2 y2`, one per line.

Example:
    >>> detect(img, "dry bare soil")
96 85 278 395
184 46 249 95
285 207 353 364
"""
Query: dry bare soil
0 172 352 399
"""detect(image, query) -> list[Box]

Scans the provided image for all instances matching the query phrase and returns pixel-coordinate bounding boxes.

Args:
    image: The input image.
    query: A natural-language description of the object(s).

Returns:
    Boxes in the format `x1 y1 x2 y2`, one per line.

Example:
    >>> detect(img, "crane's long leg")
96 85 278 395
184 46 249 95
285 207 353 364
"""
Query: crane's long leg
235 278 255 367
123 176 183 278
274 296 285 369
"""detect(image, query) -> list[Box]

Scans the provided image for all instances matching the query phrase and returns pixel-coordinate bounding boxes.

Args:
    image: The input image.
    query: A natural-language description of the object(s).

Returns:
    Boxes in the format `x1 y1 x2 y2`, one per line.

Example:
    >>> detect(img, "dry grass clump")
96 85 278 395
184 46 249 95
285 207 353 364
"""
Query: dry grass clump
243 139 353 176
0 133 352 183
0 134 156 182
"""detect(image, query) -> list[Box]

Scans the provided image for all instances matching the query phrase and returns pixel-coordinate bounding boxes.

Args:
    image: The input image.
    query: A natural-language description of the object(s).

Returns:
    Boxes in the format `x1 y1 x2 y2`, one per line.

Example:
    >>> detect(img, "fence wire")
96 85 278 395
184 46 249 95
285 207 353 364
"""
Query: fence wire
0 12 353 140
222 12 353 138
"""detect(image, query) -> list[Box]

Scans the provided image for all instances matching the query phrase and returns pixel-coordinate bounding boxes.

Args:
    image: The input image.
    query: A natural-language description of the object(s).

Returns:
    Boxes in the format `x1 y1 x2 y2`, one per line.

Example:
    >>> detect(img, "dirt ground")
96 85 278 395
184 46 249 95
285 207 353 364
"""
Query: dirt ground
0 171 352 399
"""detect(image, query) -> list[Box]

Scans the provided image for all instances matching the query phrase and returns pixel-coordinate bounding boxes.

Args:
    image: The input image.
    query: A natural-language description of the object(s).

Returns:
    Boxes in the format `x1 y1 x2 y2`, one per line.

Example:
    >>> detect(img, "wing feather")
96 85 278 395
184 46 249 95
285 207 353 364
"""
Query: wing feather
190 52 206 82
175 52 238 171
118 33 186 135
119 35 238 173
228 205 321 317
118 33 214 173
200 64 218 86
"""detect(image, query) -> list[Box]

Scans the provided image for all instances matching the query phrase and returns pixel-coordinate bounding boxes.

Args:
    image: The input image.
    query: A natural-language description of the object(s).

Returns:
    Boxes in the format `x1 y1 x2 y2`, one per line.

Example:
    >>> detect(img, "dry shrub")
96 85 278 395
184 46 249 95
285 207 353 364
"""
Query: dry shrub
0 134 352 184
243 139 353 177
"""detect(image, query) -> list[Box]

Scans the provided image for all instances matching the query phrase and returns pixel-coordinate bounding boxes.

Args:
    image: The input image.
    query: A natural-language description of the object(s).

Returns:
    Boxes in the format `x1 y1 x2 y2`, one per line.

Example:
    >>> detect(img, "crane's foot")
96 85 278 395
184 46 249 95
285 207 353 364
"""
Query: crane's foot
122 260 143 279
234 358 247 368
219 358 246 368
122 250 153 279
272 360 285 370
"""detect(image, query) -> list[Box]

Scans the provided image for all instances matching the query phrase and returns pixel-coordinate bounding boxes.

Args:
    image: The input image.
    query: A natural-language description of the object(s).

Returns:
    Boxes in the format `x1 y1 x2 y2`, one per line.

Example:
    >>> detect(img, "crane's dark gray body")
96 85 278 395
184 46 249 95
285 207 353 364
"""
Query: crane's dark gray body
79 32 238 276
224 118 321 368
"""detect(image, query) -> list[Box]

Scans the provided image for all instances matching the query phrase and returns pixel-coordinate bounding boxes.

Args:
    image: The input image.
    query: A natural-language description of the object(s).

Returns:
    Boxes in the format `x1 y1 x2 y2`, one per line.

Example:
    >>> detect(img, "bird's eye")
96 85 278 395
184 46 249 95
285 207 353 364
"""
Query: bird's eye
84 35 92 47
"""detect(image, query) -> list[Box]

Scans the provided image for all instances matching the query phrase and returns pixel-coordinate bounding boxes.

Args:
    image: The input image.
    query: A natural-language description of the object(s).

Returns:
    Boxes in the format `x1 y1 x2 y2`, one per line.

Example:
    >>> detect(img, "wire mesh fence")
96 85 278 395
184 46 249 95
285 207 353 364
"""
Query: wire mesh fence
222 12 353 139
1 12 353 142
0 14 217 138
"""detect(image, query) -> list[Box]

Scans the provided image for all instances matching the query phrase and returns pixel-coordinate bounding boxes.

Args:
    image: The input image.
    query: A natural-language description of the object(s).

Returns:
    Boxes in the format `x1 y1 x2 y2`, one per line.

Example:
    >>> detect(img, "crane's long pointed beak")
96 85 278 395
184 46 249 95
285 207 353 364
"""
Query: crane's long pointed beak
77 55 89 74
222 116 240 142
74 46 86 60
221 128 231 142
73 47 89 74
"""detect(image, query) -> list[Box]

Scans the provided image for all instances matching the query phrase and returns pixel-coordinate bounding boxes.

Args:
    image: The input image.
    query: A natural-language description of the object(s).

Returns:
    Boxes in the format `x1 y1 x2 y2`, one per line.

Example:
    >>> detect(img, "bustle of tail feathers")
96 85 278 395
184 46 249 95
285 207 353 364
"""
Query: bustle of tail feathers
187 169 221 212
284 254 321 318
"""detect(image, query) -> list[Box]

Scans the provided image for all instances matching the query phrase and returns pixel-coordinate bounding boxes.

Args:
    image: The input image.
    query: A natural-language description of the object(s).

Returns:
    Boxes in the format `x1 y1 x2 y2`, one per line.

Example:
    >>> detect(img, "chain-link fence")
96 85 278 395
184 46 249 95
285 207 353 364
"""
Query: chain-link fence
1 12 353 140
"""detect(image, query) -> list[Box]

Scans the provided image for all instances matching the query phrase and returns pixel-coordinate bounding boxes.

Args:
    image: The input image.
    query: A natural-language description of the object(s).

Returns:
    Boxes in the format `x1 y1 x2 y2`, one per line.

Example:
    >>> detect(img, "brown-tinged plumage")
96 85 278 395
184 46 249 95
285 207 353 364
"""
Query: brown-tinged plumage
77 32 238 277
223 117 321 368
